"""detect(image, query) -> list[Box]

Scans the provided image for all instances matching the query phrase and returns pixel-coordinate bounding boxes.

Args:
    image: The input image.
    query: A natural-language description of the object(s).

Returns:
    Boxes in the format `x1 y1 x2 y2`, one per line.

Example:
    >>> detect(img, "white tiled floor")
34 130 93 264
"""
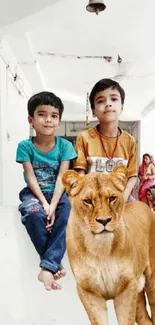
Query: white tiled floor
0 206 118 325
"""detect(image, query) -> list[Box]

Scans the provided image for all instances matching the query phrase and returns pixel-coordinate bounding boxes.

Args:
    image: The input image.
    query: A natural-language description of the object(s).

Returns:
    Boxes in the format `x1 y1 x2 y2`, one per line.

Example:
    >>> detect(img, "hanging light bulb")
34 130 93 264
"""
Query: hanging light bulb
86 0 106 15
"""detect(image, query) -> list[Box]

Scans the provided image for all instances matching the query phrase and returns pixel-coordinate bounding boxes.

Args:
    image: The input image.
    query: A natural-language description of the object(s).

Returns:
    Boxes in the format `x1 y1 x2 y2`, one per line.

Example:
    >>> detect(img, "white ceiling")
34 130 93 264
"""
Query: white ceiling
0 0 59 27
0 0 155 121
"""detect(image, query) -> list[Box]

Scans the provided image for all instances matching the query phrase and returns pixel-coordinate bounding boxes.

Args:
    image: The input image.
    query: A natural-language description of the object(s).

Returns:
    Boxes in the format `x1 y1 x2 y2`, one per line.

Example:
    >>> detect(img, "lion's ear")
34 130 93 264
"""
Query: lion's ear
62 170 84 196
109 165 128 192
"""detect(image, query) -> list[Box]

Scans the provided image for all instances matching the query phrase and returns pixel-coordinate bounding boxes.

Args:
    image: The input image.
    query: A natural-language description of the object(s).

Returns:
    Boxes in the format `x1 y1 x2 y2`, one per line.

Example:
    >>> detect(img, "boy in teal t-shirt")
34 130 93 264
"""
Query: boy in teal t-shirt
16 91 77 291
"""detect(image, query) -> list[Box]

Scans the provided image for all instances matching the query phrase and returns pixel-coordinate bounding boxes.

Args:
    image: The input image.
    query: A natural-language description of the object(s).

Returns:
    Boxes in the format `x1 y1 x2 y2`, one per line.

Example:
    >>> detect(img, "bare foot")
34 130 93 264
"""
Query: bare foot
38 268 62 291
54 265 66 281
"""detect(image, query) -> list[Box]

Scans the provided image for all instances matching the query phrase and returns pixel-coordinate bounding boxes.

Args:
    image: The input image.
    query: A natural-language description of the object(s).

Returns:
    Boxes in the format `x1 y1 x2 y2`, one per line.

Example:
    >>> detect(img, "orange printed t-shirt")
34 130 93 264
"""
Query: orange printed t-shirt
74 126 137 178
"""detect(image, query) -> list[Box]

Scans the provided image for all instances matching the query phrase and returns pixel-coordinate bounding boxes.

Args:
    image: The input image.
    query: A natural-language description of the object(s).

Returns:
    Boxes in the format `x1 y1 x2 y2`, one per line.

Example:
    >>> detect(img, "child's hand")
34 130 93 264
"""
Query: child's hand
46 204 56 232
42 201 50 216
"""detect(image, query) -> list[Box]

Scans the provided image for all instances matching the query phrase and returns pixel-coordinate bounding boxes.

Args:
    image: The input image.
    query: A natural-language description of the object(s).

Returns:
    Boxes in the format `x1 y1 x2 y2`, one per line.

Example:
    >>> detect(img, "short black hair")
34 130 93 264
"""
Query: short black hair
89 78 125 109
28 91 64 119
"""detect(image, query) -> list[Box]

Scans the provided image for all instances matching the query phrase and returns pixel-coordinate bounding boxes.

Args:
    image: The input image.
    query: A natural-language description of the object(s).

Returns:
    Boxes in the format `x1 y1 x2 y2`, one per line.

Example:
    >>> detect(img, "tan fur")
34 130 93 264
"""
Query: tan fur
62 166 155 325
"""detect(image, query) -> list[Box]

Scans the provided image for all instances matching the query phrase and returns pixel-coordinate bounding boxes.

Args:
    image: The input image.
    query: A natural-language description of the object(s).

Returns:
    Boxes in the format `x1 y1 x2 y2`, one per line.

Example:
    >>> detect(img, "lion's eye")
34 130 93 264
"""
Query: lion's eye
70 182 77 189
83 199 93 205
109 196 117 203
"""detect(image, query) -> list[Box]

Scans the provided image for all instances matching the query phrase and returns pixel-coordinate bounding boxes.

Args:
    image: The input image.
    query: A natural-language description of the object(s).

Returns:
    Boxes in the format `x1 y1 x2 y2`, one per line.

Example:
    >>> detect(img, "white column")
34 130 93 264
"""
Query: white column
0 38 31 206
0 52 6 205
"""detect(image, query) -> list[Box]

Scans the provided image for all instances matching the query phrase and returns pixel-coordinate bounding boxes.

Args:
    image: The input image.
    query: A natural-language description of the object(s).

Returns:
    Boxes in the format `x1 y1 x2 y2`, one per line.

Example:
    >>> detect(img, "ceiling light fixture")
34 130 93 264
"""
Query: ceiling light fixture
86 0 106 15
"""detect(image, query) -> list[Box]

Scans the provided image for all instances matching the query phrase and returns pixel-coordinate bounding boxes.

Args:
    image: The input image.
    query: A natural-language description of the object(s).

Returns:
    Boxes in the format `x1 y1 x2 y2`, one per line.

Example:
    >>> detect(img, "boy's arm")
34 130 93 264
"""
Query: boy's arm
49 139 77 210
23 162 49 212
46 161 70 231
77 169 86 175
124 137 137 202
16 141 49 214
50 160 70 208
74 133 87 174
124 176 137 202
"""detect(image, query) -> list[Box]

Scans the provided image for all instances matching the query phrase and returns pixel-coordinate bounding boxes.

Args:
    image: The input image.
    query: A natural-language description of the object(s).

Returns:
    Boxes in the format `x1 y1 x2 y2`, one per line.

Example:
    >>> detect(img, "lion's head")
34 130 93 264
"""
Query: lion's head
62 165 128 235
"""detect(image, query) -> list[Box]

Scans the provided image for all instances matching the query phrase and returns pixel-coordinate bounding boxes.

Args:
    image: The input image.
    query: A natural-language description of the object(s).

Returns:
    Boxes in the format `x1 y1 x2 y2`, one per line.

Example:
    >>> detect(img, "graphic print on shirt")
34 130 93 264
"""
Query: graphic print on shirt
32 161 59 186
87 157 128 174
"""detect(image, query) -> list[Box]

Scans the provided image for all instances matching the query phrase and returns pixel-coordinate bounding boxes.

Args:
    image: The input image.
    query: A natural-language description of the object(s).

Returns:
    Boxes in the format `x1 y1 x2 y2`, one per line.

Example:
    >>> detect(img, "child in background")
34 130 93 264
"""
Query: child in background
146 186 155 212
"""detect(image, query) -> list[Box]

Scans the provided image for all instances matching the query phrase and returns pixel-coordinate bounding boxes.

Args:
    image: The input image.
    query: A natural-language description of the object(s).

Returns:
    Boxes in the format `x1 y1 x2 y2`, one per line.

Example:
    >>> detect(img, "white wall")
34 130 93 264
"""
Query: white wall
140 108 155 161
0 206 118 325
0 39 32 206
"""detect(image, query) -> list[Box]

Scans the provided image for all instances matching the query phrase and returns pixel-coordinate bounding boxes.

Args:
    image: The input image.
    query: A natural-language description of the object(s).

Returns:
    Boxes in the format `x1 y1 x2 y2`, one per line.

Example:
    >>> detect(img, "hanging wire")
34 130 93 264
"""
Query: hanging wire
0 52 28 99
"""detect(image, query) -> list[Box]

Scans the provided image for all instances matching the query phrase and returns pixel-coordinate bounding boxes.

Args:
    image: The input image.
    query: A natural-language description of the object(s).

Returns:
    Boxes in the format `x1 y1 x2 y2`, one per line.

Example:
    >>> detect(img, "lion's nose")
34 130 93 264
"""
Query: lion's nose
96 218 112 226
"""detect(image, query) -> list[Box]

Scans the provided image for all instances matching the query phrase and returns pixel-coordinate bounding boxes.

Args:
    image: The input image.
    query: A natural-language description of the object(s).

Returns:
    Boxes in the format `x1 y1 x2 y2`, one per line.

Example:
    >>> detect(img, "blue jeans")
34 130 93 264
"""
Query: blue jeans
18 188 71 273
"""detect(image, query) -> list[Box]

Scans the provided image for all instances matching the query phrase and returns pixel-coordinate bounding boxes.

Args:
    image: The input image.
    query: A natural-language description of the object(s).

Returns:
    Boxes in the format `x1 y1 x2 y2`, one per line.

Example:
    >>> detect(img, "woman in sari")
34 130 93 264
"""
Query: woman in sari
146 186 155 212
138 153 155 203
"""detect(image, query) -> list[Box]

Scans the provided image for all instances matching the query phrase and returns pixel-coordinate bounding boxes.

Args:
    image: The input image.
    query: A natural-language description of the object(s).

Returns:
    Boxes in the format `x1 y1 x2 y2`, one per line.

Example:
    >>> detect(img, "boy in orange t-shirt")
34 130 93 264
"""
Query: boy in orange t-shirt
74 78 137 202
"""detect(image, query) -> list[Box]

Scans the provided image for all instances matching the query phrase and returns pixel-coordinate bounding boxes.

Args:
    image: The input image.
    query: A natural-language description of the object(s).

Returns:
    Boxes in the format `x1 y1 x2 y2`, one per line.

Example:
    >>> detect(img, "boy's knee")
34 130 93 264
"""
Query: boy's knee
28 203 41 215
19 199 44 223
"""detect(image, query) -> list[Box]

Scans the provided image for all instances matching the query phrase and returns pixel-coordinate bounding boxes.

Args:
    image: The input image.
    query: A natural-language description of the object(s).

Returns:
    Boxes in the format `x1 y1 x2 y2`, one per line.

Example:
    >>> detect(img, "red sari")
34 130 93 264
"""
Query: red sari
138 162 155 202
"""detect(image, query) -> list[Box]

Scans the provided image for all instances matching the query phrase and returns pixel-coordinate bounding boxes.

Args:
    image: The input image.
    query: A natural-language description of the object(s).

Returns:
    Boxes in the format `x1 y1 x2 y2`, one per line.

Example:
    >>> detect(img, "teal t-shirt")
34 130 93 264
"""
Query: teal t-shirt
16 137 77 192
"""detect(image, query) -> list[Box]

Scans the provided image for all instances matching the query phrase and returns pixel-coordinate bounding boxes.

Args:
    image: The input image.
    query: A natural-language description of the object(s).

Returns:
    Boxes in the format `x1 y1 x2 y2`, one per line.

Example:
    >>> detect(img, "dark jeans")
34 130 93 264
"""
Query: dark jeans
18 188 71 273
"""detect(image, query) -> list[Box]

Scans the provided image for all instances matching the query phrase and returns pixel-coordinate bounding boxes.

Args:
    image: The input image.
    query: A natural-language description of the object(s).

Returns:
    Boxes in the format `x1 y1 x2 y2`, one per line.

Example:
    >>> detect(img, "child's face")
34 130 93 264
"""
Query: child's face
147 191 153 201
92 87 123 123
28 105 60 136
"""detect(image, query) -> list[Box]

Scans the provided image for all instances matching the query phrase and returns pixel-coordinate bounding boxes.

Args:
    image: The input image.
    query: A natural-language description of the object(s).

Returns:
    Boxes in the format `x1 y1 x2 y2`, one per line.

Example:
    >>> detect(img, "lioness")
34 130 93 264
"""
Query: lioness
62 165 155 325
